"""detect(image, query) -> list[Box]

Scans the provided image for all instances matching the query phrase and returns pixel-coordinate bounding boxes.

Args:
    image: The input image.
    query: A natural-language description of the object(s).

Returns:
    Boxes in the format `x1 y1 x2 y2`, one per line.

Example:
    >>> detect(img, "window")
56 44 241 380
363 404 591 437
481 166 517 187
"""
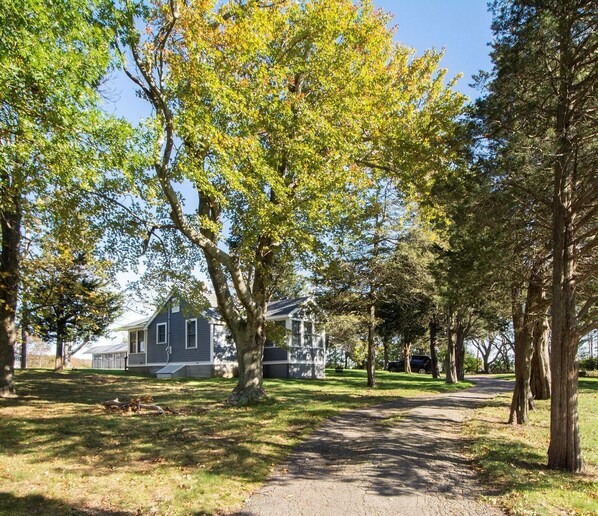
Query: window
186 319 197 349
157 323 167 344
137 331 145 353
129 331 136 354
304 322 313 347
129 330 145 353
171 303 180 313
292 320 301 347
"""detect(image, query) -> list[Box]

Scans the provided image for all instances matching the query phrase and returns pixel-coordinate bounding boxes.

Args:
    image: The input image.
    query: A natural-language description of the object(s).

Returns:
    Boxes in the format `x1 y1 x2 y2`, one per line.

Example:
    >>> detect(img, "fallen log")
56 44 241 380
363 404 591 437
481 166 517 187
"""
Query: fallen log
100 397 178 415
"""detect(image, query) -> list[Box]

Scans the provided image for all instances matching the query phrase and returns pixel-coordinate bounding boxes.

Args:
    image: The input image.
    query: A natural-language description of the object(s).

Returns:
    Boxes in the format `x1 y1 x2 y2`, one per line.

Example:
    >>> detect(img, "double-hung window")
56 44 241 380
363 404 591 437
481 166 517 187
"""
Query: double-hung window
186 319 197 349
156 323 167 345
292 320 301 347
129 330 145 353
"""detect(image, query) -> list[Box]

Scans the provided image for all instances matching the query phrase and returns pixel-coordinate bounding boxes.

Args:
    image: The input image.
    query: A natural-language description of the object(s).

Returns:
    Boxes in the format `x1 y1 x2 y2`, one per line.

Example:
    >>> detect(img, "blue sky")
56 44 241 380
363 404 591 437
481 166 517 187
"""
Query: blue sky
379 0 493 99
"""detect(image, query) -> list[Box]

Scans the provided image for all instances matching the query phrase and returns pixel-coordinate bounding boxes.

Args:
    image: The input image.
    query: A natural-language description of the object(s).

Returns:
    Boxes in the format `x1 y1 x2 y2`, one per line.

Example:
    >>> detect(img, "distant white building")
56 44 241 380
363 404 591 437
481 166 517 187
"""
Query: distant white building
89 342 128 370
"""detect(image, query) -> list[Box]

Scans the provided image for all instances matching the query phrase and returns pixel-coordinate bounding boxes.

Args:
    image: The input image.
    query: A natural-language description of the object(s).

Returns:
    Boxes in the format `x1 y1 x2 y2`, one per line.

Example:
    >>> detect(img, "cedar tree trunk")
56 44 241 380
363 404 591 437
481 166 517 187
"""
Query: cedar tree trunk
455 323 466 381
366 303 376 388
445 310 458 384
530 312 551 400
429 316 439 379
508 281 538 425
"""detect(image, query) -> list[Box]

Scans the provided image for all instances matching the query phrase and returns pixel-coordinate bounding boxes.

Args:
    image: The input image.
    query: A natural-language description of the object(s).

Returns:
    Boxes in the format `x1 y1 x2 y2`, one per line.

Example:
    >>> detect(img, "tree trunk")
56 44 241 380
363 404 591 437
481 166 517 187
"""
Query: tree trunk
0 190 21 397
547 10 583 471
483 336 492 373
228 314 267 405
455 323 466 381
403 342 412 374
530 312 551 400
429 316 439 379
20 319 28 370
366 303 376 387
445 310 458 383
55 336 65 371
509 283 536 425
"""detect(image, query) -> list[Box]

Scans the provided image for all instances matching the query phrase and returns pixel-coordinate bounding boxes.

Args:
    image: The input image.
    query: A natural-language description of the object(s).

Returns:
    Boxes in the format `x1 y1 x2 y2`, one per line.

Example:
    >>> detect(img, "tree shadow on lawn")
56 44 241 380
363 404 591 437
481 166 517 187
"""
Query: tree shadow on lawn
0 491 132 515
0 369 489 492
579 377 598 392
249 378 515 502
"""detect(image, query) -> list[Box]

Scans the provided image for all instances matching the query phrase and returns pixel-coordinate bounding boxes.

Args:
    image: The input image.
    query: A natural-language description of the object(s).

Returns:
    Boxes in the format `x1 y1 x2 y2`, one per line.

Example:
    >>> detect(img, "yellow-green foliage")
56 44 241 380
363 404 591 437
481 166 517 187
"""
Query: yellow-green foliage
132 0 465 264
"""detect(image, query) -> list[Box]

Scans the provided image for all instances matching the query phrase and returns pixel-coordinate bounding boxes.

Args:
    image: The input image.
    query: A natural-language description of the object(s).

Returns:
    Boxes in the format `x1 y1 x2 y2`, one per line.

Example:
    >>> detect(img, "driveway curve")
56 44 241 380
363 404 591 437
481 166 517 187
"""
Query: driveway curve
239 376 512 516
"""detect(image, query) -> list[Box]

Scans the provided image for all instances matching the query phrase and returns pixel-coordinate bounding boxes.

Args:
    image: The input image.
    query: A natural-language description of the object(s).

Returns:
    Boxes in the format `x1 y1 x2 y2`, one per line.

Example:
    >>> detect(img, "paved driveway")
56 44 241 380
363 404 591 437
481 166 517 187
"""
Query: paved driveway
239 376 512 516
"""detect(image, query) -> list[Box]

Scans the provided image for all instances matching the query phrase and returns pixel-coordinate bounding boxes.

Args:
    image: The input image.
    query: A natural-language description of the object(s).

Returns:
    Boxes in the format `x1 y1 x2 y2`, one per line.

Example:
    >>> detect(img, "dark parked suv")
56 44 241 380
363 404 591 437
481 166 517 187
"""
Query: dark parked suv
387 355 434 374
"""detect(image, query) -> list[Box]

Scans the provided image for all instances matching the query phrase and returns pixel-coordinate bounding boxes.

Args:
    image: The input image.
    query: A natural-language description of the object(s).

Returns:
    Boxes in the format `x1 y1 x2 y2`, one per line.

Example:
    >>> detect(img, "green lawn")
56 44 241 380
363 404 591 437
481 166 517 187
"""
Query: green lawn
0 368 471 515
465 377 598 515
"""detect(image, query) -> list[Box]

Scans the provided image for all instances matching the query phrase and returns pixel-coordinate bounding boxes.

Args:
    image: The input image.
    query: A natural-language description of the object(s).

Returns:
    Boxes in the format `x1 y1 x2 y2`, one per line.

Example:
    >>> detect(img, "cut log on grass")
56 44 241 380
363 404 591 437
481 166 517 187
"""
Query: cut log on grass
100 398 179 415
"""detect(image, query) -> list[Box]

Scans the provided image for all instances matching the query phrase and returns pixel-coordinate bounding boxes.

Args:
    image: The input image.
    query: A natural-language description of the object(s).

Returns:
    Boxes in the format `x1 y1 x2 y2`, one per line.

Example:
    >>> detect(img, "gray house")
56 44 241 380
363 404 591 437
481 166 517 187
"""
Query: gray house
122 297 326 379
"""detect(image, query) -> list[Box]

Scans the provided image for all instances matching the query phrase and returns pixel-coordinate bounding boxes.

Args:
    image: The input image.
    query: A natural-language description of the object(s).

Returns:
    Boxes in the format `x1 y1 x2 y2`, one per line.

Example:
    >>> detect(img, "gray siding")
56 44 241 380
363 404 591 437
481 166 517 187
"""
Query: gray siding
289 362 325 379
128 353 146 366
146 305 211 364
213 324 236 363
147 309 169 363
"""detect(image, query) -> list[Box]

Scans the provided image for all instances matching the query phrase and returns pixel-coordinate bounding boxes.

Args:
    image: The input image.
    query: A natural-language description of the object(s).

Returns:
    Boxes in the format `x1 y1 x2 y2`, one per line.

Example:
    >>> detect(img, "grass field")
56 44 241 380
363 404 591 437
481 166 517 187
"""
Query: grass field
0 368 472 515
465 376 598 515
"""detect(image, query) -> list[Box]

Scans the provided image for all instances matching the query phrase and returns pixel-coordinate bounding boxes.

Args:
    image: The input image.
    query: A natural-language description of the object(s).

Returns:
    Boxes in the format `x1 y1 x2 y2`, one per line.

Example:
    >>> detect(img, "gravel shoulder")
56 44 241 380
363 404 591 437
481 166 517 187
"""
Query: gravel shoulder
239 376 513 516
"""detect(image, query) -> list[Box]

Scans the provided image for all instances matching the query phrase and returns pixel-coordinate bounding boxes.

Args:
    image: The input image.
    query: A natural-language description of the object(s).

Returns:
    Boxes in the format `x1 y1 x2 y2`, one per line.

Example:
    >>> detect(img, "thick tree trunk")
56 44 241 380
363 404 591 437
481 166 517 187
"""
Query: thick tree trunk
0 193 21 397
228 314 267 405
403 342 412 374
530 313 551 400
366 303 376 388
445 311 458 384
55 336 65 371
429 317 439 379
230 341 266 404
547 12 583 471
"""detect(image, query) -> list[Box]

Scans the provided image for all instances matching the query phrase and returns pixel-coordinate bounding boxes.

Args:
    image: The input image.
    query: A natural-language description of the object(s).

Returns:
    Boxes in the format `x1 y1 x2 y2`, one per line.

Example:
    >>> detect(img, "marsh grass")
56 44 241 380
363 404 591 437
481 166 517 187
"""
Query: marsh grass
0 368 471 515
465 377 598 515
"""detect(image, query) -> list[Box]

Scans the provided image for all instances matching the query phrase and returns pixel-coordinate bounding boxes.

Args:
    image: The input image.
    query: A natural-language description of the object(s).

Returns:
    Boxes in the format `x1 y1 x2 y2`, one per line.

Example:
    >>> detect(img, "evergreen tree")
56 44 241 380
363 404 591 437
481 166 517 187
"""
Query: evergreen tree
481 0 597 471
27 247 122 371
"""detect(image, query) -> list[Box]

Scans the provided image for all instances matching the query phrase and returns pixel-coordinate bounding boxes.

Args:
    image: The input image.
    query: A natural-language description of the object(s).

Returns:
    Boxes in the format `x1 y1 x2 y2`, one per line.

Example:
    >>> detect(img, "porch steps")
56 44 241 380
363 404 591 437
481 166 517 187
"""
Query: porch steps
155 364 186 379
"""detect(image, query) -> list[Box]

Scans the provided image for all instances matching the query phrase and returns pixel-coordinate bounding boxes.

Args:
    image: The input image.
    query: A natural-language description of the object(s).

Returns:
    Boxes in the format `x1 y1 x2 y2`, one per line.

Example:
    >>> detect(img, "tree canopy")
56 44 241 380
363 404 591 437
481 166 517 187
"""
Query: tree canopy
111 0 466 402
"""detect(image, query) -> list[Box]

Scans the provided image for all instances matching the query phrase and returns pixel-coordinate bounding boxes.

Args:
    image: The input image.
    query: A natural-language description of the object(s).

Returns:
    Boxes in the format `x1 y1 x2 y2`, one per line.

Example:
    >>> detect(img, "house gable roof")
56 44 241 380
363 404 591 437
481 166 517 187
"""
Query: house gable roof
266 296 312 318
118 296 315 333
115 316 151 331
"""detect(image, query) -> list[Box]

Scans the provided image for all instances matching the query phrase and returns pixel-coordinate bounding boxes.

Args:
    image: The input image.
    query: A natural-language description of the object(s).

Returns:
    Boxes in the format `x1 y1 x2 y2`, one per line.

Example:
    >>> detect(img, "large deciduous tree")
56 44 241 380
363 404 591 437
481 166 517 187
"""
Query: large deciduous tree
0 0 117 396
113 0 465 403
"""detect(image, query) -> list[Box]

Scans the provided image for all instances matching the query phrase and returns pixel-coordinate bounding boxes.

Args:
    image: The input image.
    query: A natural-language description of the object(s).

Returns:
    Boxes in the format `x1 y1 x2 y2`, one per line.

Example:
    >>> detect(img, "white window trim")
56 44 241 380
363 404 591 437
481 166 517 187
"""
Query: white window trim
186 319 198 349
171 304 180 313
156 322 167 345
